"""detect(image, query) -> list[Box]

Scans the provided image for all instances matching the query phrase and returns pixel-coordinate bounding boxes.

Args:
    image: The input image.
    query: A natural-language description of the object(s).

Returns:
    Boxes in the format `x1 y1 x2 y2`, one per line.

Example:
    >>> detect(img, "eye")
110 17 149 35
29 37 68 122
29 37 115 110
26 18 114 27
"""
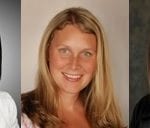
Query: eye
58 48 70 55
83 51 93 57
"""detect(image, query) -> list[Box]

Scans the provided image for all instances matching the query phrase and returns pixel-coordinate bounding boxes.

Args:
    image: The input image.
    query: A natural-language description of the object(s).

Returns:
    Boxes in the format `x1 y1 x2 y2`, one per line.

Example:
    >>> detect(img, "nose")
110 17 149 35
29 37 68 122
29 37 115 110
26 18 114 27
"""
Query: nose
70 56 80 70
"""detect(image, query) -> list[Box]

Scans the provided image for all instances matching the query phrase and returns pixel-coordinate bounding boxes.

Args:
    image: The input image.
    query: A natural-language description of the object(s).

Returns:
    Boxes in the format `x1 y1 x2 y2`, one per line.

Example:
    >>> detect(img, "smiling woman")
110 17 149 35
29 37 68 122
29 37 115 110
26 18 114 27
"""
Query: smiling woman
21 7 125 128
49 25 97 95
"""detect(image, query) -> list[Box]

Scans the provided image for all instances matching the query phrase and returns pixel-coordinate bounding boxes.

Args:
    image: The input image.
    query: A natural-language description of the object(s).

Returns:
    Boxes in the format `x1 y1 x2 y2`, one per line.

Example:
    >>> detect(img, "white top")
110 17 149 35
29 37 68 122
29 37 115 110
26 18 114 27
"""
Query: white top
0 91 19 128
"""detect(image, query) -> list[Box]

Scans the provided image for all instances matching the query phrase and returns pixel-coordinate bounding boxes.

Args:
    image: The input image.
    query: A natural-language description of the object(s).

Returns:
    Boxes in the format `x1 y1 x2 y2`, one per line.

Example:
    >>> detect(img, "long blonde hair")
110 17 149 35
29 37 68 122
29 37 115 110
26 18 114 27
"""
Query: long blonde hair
22 7 124 128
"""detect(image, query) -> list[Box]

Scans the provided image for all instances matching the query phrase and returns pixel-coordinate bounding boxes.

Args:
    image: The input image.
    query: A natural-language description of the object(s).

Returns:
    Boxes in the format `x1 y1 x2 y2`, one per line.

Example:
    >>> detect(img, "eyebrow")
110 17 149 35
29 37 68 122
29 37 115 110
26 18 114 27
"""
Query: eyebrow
57 44 96 52
81 48 96 52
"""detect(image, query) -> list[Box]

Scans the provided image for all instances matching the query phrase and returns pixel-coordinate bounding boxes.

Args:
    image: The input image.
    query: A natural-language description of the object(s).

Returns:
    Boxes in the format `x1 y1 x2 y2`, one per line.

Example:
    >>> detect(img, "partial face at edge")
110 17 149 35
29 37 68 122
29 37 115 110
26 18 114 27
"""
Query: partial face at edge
48 25 97 94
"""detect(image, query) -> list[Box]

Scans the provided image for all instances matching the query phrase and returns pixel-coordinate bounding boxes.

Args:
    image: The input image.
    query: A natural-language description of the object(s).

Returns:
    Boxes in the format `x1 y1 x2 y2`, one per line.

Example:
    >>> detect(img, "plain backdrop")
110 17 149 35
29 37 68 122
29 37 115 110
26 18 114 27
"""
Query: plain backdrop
21 0 129 126
0 0 20 124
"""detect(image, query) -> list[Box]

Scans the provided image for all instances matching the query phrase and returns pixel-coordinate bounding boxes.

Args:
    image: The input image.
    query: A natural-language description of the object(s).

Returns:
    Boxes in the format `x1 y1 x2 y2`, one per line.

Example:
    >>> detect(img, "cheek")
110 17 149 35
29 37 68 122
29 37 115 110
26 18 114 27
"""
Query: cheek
83 59 97 74
49 51 67 70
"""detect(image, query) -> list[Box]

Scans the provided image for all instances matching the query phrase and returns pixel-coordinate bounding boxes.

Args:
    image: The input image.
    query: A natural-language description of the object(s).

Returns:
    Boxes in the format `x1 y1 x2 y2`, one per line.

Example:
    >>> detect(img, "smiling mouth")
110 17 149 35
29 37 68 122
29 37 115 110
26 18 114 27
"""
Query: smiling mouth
62 72 82 82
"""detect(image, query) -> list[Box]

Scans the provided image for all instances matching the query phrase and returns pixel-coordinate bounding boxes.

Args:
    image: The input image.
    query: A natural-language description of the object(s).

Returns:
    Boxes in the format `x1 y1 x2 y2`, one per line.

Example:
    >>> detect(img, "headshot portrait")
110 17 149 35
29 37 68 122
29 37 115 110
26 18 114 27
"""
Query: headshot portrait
21 0 129 127
0 0 20 127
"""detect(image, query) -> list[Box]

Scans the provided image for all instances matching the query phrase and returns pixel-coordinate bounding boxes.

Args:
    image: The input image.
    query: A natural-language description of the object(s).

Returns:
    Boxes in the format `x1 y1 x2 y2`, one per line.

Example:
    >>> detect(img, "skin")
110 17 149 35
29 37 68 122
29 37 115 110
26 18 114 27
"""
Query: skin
48 25 97 128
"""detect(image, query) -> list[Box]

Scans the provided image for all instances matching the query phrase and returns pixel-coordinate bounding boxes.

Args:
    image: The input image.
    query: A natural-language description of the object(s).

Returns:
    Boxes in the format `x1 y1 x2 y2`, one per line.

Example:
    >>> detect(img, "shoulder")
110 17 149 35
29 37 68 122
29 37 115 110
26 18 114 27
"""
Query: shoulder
0 91 19 128
21 90 37 113
21 90 44 128
0 91 12 99
21 90 36 103
133 94 150 117
136 95 150 111
130 94 150 127
21 113 39 128
0 91 17 111
141 94 150 103
137 94 150 118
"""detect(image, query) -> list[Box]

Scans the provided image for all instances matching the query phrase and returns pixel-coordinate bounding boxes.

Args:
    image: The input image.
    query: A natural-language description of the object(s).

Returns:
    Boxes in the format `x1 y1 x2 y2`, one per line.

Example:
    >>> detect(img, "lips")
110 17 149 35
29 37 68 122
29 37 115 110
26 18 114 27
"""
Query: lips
62 72 82 82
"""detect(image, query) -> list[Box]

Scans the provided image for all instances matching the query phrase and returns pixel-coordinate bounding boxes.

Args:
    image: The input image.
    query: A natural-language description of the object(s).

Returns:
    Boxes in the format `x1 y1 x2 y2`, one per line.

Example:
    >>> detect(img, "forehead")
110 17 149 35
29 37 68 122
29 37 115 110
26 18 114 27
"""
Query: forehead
51 25 97 47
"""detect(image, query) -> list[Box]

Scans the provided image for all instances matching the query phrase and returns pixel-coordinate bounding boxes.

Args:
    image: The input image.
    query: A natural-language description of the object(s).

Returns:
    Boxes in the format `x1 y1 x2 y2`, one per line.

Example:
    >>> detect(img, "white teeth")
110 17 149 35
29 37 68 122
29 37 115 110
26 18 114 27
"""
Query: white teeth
63 73 81 79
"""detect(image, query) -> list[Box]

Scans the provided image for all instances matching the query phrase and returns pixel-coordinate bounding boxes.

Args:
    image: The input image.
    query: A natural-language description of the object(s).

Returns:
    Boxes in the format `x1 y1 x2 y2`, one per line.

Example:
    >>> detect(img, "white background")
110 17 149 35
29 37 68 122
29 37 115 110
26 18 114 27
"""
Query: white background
21 0 129 126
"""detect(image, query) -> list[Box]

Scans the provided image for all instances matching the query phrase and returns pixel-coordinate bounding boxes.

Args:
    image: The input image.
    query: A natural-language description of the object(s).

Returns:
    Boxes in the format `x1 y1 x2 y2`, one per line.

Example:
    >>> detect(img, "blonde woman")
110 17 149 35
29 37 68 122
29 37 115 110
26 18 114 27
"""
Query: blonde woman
21 7 125 128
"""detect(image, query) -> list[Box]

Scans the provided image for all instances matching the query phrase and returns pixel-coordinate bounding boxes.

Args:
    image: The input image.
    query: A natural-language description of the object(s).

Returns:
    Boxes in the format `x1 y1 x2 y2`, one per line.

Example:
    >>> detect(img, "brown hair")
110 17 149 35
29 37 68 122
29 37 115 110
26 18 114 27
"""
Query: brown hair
22 7 125 128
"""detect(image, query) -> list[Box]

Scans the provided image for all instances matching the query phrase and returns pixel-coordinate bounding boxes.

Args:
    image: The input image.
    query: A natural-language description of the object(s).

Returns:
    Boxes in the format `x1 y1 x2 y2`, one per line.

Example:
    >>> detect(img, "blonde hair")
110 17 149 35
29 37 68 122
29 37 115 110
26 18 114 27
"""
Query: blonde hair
22 7 125 128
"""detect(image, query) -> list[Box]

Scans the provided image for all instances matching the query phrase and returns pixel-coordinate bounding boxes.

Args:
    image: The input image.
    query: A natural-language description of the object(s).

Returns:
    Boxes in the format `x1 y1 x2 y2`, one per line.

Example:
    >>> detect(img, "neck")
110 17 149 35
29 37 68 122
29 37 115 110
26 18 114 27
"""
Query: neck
59 91 81 111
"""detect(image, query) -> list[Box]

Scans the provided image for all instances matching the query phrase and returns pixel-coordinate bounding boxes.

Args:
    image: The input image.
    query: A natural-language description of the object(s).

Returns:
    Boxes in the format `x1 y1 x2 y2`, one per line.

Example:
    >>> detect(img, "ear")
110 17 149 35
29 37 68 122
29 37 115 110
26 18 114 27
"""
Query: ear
0 37 1 79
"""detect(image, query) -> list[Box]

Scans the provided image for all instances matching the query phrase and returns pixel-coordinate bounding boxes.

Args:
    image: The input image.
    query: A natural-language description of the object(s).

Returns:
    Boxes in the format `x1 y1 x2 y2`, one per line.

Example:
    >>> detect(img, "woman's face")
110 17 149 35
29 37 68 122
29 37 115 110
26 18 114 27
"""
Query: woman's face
48 25 97 94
